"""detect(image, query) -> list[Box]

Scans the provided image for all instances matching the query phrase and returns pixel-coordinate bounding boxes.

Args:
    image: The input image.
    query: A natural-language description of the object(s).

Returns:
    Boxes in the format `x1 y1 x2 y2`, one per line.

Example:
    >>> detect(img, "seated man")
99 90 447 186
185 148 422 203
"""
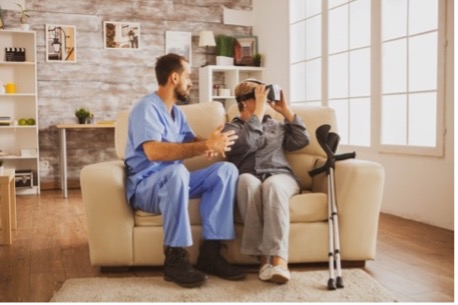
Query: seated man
125 53 245 288
223 80 310 284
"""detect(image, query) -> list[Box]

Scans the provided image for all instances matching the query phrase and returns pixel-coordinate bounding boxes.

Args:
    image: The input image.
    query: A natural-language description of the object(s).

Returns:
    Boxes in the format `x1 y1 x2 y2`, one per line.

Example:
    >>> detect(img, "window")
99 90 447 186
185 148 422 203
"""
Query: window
328 0 371 146
289 0 446 156
381 0 441 152
289 0 322 105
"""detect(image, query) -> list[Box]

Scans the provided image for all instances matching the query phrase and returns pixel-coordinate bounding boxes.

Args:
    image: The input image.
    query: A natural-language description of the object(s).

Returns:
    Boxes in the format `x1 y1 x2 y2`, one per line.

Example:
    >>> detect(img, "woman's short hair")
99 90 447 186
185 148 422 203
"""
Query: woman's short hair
234 80 260 111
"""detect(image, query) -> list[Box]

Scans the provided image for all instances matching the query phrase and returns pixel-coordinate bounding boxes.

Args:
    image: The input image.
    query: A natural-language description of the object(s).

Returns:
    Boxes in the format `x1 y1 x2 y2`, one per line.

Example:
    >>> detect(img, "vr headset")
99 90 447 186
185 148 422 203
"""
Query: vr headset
235 79 281 103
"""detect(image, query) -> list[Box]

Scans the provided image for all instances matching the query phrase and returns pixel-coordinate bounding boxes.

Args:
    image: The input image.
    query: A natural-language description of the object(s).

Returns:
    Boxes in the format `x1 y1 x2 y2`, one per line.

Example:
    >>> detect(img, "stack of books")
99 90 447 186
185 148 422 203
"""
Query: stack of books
0 116 12 126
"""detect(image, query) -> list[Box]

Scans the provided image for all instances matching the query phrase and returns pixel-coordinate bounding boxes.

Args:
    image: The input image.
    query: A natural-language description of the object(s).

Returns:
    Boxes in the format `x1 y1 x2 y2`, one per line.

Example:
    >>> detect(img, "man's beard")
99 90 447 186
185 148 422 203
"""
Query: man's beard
175 87 191 104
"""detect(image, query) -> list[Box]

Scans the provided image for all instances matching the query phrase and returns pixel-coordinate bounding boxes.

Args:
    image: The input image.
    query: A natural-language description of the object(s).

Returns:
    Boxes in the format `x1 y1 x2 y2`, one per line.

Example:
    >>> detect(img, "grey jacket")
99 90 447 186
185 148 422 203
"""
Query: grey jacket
223 113 310 180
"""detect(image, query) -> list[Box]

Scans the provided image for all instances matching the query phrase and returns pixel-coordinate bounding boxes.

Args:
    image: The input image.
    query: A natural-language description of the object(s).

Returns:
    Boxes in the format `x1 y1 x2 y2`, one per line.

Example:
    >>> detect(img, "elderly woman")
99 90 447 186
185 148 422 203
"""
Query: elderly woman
223 80 310 284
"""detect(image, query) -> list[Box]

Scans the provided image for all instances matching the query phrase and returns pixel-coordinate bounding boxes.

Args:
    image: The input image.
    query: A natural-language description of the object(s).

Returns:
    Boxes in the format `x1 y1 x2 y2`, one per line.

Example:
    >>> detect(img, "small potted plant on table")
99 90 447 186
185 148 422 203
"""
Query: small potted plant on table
75 108 91 124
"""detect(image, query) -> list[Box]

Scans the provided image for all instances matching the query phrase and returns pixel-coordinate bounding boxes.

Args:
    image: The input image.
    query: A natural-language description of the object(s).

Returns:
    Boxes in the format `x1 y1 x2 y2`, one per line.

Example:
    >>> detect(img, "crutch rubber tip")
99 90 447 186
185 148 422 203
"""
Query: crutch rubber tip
327 278 337 290
336 276 344 288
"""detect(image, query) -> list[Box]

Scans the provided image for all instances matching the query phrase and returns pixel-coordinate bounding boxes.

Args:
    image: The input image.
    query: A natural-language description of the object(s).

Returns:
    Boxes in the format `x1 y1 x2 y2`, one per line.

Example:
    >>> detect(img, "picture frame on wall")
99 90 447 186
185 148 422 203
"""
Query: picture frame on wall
45 24 77 63
103 21 140 49
234 36 258 66
165 31 192 66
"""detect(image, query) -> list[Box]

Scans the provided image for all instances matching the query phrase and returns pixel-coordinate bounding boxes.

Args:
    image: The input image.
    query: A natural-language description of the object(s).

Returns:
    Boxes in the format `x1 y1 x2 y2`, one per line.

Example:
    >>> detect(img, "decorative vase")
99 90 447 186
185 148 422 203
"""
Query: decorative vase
77 117 87 124
216 56 234 66
0 165 4 175
20 23 30 31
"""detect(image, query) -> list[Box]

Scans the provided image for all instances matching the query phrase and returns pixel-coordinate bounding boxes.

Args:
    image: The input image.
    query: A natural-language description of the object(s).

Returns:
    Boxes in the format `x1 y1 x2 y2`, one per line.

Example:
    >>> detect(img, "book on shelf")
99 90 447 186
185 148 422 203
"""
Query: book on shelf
0 116 11 126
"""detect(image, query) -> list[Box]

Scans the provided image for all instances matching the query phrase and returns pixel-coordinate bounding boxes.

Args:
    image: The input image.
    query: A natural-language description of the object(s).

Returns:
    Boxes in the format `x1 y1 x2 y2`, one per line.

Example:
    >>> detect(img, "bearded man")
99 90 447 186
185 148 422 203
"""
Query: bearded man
125 53 245 288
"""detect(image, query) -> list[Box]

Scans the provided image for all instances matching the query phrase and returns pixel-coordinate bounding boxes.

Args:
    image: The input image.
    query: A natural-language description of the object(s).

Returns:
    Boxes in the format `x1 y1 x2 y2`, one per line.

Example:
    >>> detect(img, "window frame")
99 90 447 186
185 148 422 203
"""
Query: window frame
376 0 447 157
289 0 447 157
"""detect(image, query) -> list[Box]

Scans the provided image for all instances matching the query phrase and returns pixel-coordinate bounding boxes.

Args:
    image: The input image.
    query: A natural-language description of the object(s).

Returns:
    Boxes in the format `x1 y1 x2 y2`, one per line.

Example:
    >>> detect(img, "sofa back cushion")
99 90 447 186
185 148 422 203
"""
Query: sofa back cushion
179 101 226 138
115 102 226 160
288 104 337 156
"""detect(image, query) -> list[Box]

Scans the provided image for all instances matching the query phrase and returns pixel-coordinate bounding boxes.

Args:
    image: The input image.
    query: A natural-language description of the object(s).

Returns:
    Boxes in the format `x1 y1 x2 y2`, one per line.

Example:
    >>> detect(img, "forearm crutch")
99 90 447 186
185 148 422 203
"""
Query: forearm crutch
309 124 356 290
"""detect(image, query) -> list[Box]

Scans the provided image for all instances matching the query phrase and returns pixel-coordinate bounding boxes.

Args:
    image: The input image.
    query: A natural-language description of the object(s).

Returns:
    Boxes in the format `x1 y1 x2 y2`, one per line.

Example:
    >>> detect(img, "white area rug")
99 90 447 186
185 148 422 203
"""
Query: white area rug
50 269 396 302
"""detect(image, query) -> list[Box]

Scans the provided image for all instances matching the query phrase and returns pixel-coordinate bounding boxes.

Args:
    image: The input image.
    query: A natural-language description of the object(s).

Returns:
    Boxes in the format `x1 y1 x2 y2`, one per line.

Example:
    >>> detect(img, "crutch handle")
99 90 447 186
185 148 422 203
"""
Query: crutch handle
335 151 356 161
309 124 357 178
309 152 356 177
315 124 337 160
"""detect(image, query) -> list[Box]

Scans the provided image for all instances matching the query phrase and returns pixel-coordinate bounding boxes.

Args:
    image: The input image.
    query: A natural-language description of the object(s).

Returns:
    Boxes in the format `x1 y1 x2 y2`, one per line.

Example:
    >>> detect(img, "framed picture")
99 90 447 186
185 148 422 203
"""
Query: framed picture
234 36 258 66
165 31 192 66
45 24 77 63
103 21 140 49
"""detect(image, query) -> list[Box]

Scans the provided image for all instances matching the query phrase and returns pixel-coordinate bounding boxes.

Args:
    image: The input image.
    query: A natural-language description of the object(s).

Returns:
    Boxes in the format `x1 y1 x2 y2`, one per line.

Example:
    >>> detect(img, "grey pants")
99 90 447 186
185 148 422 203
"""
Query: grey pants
236 173 300 261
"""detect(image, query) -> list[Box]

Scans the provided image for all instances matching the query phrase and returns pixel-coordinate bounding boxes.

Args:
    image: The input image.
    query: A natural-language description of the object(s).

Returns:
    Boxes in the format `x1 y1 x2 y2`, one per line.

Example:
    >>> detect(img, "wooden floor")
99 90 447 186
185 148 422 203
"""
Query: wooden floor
0 189 454 302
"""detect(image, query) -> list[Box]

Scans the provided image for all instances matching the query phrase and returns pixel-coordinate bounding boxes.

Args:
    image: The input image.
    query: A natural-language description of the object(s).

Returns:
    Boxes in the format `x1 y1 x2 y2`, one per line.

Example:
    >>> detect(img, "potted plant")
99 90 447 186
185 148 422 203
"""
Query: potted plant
215 35 235 66
252 53 262 67
75 108 91 124
16 3 30 31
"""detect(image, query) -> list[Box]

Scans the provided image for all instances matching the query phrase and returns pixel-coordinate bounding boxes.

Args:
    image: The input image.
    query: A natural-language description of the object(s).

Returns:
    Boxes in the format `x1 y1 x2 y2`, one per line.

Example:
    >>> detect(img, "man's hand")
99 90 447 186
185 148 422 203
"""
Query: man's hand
206 125 238 158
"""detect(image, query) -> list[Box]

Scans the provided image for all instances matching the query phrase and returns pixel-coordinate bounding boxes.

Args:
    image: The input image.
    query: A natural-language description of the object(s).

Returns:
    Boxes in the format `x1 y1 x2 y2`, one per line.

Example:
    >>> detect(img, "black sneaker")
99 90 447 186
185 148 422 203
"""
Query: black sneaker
163 246 208 288
196 240 246 280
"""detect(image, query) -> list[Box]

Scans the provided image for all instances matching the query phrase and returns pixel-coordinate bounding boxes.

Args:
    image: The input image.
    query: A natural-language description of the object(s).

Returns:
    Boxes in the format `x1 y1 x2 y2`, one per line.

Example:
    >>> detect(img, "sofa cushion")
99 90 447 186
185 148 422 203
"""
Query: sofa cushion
289 192 328 222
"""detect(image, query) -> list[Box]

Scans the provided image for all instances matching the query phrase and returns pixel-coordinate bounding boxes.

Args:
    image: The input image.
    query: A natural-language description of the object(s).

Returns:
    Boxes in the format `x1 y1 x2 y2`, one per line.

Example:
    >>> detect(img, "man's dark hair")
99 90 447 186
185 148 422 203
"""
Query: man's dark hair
155 53 187 86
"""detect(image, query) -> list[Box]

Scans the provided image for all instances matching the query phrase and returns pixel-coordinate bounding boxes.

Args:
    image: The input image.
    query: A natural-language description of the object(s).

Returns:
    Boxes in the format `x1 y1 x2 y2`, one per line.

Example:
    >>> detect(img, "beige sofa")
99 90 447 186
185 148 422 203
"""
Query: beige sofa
80 102 385 268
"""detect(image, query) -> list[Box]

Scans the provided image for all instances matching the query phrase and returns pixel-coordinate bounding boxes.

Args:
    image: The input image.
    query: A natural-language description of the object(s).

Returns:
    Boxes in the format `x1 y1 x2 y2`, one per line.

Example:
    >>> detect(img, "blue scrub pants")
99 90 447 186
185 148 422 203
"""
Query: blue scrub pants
132 162 238 247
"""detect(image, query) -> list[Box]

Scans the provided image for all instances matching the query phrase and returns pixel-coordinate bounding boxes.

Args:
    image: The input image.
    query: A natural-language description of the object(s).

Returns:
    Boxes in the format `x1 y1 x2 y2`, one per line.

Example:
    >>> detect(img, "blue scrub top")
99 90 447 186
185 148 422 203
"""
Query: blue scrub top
125 92 195 203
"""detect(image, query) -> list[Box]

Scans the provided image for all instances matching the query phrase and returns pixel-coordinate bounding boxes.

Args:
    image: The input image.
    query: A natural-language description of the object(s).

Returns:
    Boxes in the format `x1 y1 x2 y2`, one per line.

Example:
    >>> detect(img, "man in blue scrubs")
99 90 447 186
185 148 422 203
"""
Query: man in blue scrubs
125 53 245 288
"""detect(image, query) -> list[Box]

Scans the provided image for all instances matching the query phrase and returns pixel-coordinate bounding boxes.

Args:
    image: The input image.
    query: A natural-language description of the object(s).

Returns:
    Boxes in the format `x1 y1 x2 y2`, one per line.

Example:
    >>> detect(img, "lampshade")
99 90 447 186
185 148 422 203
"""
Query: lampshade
199 31 216 47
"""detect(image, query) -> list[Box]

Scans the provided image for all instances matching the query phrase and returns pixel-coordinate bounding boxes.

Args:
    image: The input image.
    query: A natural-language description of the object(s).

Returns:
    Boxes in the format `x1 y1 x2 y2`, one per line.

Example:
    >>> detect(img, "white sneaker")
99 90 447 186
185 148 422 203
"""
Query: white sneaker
270 265 290 284
259 264 272 281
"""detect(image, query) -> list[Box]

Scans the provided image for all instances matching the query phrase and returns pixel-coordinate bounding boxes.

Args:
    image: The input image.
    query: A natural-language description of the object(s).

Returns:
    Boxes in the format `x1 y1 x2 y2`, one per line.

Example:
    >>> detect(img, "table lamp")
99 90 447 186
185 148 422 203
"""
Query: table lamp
199 31 216 67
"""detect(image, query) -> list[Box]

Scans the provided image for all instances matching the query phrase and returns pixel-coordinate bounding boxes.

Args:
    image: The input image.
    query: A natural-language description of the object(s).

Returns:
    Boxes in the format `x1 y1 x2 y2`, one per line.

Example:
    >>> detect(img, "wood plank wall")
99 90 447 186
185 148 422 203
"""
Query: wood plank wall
2 0 252 189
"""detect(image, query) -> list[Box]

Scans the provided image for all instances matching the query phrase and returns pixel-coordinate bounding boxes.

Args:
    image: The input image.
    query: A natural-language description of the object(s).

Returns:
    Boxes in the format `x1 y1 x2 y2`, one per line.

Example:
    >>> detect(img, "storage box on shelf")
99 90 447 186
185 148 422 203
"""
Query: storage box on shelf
0 30 40 195
199 65 265 111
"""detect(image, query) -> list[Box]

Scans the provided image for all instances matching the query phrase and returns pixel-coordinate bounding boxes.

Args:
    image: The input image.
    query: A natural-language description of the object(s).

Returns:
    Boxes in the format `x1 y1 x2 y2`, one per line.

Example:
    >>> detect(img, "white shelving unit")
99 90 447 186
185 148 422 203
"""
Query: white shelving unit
0 30 40 195
199 65 265 111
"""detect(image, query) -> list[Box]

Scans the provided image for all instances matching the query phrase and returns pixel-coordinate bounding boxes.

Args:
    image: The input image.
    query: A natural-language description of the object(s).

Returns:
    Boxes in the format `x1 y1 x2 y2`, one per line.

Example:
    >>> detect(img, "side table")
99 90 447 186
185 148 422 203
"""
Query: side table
1 169 17 245
56 123 115 198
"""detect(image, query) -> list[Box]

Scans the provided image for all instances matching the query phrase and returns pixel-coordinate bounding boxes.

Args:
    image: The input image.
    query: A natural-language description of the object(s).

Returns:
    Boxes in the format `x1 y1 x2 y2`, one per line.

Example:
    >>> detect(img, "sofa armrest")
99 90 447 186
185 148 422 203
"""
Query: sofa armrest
312 158 385 260
80 160 134 266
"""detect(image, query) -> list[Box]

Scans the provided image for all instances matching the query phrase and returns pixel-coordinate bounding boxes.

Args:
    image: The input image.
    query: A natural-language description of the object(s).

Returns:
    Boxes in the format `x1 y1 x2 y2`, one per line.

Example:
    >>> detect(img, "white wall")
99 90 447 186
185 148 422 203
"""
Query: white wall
252 0 290 100
253 0 454 230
